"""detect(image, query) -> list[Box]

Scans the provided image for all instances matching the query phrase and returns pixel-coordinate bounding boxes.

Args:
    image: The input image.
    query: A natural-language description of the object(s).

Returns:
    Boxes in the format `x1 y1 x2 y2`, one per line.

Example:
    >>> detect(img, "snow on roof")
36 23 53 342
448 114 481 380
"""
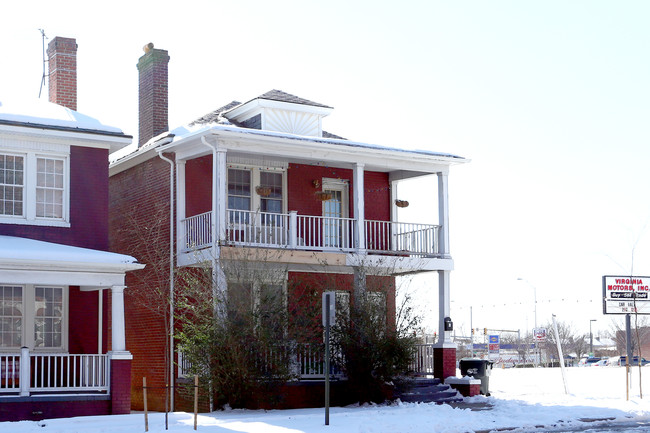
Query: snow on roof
0 97 126 136
169 122 466 161
0 235 140 266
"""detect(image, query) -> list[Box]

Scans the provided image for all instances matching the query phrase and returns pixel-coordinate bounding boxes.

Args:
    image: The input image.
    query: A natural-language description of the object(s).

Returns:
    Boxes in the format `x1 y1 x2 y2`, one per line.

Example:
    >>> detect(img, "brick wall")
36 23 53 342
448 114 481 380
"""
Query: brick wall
110 358 132 414
0 146 109 250
137 48 169 146
434 347 457 380
109 155 173 412
0 398 110 422
47 36 77 111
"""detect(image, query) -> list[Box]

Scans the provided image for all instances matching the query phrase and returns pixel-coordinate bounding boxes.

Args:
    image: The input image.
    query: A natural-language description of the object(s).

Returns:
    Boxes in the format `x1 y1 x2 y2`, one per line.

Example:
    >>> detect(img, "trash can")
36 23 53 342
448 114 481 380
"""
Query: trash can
459 358 493 396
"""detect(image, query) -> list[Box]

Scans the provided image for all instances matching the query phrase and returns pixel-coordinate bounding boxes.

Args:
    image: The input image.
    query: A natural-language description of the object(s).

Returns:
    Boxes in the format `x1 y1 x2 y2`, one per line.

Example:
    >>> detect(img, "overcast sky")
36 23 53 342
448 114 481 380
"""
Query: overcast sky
3 1 650 338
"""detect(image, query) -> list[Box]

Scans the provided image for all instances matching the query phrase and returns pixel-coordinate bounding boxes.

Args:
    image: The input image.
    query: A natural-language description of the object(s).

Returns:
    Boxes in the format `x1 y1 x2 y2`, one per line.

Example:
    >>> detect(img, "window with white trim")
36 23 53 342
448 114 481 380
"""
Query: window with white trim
0 155 24 216
0 150 69 226
0 284 68 351
227 166 286 217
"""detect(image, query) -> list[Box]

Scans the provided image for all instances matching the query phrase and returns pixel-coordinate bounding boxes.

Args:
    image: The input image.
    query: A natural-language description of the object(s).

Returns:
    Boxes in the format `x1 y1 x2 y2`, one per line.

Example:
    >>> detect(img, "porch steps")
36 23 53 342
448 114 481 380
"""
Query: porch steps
394 378 463 404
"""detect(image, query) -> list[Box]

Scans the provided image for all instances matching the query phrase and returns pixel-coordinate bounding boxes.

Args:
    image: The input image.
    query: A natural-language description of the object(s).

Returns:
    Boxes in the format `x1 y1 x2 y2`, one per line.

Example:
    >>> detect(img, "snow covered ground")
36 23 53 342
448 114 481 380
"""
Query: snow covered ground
3 366 650 432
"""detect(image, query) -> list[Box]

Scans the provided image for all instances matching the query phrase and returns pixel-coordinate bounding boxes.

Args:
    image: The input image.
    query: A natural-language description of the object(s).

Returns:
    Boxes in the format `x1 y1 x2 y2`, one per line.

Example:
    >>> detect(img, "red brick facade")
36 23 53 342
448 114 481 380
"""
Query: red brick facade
434 347 457 380
109 155 173 411
137 48 170 146
110 358 133 414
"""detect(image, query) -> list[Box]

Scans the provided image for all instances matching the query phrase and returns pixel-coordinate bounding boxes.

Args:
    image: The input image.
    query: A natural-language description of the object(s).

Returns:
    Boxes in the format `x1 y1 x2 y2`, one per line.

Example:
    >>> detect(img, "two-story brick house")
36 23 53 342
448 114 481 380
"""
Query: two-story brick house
0 37 143 421
109 45 467 411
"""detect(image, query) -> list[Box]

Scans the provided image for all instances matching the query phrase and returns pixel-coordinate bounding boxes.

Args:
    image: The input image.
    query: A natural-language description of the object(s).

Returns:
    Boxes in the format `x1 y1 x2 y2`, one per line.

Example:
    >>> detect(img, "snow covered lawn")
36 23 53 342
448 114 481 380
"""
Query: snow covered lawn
3 366 650 432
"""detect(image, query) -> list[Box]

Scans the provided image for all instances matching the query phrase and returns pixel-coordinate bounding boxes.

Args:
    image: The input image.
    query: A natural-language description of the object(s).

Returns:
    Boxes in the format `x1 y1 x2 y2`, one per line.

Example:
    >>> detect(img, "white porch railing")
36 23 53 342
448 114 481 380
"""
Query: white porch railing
0 350 110 395
181 210 440 257
178 343 346 381
410 344 435 375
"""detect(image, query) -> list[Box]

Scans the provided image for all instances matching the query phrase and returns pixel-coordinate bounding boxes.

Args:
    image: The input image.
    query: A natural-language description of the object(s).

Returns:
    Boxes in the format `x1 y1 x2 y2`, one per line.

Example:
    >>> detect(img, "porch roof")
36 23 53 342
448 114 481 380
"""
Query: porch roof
0 236 144 288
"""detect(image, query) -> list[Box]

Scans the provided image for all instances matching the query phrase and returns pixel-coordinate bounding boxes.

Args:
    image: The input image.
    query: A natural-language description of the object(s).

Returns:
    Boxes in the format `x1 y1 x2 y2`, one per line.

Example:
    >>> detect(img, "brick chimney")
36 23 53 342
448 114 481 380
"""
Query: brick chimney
137 43 169 146
47 37 77 111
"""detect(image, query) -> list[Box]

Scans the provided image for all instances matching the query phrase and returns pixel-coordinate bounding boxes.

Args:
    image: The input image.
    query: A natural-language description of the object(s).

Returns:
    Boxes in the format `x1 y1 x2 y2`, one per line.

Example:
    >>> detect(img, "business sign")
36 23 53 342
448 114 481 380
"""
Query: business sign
488 335 500 354
533 328 547 342
603 276 650 315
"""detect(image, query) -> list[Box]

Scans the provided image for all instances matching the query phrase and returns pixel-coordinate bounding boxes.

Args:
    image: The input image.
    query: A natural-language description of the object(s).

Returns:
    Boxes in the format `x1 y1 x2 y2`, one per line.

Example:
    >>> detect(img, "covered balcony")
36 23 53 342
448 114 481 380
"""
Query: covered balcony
182 209 442 257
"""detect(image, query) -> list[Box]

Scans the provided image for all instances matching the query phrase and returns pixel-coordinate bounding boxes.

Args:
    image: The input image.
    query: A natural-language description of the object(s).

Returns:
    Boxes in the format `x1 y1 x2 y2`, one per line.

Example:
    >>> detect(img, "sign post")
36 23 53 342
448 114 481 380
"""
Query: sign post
602 276 650 398
322 292 335 426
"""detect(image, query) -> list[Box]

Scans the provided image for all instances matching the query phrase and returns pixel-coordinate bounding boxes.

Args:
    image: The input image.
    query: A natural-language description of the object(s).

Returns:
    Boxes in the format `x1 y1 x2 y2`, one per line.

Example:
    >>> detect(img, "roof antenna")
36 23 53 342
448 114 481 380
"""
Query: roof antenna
38 29 48 98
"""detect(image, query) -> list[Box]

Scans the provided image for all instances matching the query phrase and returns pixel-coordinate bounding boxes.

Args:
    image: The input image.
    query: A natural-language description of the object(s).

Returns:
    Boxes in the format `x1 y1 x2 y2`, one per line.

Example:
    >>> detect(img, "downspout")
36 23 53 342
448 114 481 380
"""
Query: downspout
157 150 175 412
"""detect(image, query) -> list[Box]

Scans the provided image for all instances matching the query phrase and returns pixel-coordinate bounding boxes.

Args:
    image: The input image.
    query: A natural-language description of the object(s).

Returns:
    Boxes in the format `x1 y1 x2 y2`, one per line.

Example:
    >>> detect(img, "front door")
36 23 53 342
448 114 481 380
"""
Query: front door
321 179 349 249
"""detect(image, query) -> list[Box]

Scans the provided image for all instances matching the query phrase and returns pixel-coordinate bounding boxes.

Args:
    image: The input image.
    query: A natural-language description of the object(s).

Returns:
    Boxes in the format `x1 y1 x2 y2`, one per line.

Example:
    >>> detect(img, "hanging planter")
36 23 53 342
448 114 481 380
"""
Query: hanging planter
255 186 272 197
316 191 333 201
395 199 409 208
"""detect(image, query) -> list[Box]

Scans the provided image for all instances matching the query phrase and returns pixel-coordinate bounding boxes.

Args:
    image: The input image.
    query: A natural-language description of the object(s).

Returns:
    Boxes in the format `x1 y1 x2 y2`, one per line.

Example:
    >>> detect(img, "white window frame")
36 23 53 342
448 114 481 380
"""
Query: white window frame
0 147 70 227
227 164 287 215
0 284 69 352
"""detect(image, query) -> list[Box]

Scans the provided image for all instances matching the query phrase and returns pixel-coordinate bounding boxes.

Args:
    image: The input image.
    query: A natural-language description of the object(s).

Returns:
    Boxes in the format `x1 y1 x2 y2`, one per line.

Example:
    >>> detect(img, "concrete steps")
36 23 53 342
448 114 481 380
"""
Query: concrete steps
393 378 463 404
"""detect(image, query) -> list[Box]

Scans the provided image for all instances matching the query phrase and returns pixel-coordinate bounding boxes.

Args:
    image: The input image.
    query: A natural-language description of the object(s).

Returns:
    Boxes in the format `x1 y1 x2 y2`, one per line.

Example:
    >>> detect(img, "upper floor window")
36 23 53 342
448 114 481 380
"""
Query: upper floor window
0 155 24 216
0 151 69 227
227 166 285 218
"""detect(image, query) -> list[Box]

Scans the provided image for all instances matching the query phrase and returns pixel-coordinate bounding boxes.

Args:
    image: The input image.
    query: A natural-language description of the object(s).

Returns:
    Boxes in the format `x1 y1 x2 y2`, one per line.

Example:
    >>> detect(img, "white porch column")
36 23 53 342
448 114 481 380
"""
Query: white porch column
215 148 227 242
437 271 455 346
437 172 450 257
210 146 228 319
176 160 186 250
436 172 455 348
353 163 366 252
111 285 127 352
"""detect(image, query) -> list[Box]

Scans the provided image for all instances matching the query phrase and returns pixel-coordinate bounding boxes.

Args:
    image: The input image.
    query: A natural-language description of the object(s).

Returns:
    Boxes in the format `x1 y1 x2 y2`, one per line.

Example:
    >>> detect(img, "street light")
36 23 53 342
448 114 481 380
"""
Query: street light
590 319 597 356
517 278 537 329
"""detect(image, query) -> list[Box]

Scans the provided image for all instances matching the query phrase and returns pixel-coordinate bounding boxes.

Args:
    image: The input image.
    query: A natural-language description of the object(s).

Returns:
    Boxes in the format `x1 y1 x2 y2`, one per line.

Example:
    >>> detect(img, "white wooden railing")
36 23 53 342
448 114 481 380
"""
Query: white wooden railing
181 210 440 257
0 350 109 395
178 343 346 381
410 344 435 375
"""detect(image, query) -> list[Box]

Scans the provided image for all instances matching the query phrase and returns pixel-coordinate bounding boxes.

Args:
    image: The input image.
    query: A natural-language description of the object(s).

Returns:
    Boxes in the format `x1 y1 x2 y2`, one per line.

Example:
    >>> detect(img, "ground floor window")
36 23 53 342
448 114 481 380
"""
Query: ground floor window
0 284 67 351
226 275 287 340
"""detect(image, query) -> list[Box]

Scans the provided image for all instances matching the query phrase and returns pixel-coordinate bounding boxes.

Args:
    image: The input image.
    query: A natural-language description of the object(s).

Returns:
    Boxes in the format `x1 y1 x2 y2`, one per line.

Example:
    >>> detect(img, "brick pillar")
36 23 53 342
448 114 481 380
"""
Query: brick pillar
137 43 169 146
47 37 77 111
110 355 133 414
434 347 457 380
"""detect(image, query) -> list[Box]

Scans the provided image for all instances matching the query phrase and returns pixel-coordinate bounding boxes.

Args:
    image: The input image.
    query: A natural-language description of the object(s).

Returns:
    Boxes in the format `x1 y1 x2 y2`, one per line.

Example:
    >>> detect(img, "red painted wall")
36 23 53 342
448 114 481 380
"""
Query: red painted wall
0 146 109 250
183 159 392 221
185 155 212 216
68 286 99 354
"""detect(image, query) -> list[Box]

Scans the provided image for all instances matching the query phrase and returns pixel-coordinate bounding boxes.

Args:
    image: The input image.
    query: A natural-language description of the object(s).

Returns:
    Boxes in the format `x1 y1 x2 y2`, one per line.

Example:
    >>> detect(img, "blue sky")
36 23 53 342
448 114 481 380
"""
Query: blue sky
3 1 650 338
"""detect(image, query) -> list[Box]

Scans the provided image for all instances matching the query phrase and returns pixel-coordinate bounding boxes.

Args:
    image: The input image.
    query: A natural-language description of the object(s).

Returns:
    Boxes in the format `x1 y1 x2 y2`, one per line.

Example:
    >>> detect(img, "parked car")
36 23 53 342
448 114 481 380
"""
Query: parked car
593 358 609 367
578 357 601 367
617 356 650 366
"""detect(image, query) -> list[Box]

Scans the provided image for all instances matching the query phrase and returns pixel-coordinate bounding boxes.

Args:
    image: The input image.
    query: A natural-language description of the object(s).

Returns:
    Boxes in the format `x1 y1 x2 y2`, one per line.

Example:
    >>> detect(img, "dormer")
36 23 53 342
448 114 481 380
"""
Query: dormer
224 90 333 137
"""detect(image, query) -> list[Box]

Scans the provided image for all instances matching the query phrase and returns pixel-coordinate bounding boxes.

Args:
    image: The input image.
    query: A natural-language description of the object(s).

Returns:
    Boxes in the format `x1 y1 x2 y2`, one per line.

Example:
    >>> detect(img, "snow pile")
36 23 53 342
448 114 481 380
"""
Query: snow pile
2 366 650 432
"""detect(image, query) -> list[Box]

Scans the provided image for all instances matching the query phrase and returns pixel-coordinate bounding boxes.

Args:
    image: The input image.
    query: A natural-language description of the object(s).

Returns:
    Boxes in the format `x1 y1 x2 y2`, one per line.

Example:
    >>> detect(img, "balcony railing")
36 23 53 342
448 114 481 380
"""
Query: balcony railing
178 342 346 381
0 350 109 395
178 343 434 380
181 210 441 257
